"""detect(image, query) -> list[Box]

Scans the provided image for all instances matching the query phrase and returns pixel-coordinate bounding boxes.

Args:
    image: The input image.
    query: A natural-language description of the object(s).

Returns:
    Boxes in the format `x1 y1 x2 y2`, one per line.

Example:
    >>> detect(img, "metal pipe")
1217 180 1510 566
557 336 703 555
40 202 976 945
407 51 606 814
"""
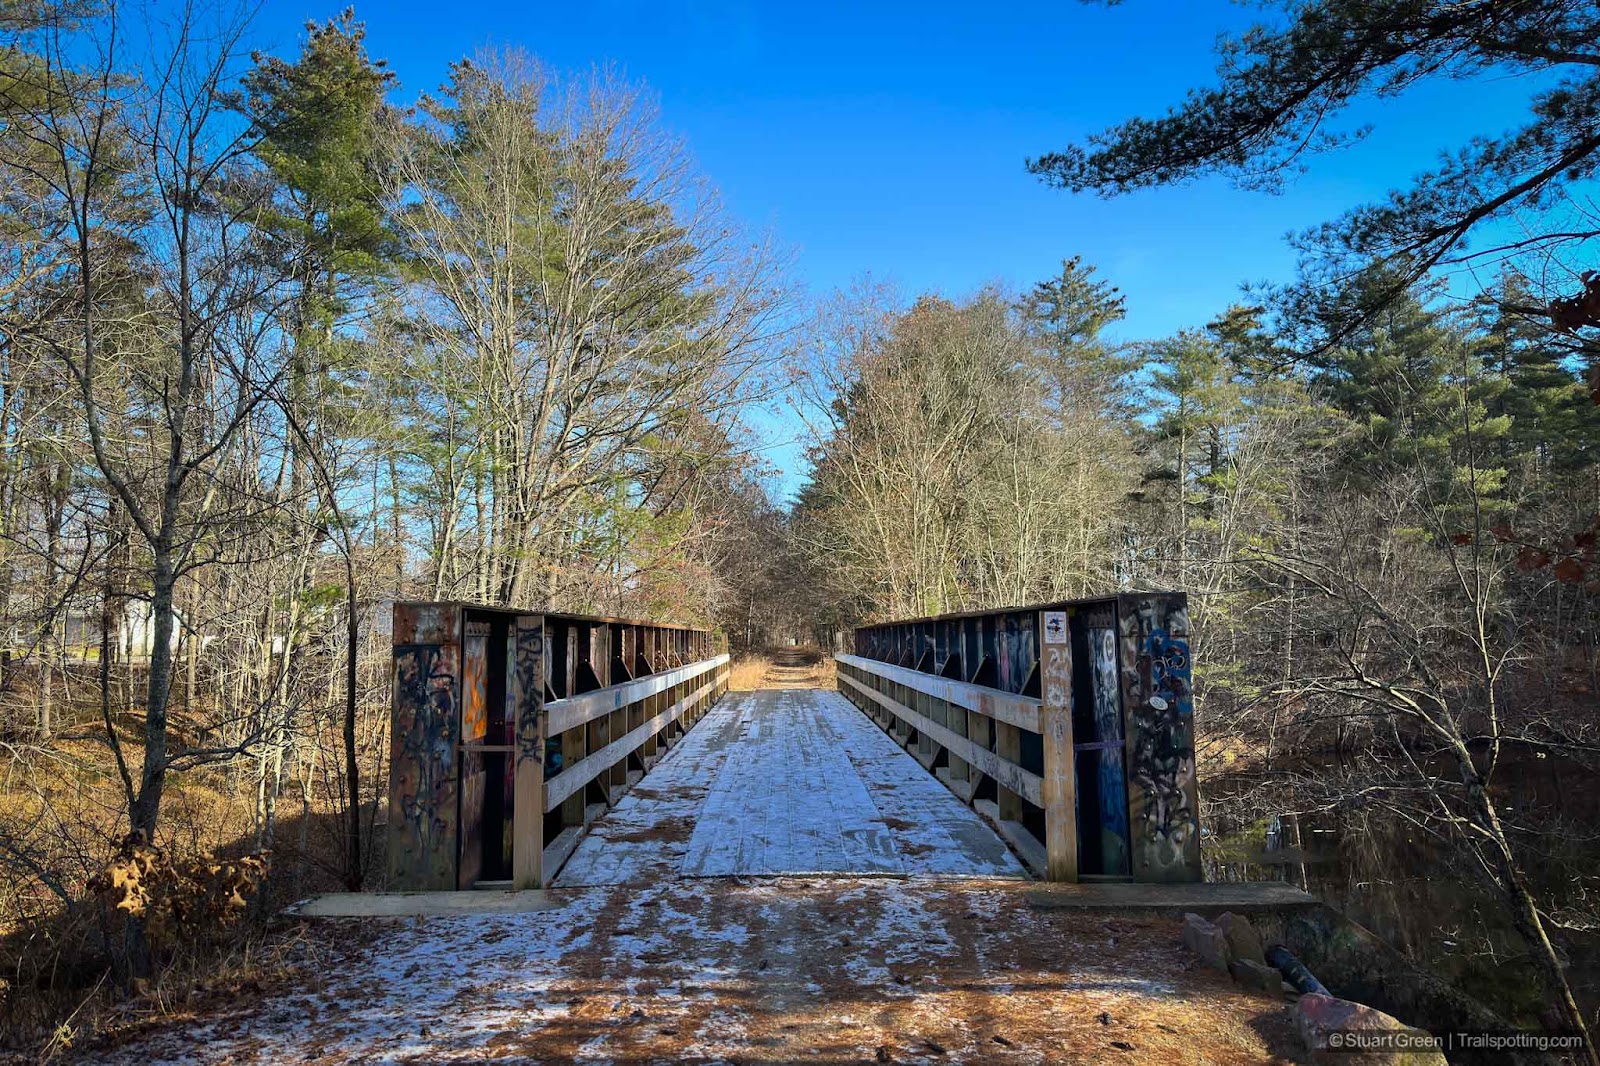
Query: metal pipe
1266 944 1329 996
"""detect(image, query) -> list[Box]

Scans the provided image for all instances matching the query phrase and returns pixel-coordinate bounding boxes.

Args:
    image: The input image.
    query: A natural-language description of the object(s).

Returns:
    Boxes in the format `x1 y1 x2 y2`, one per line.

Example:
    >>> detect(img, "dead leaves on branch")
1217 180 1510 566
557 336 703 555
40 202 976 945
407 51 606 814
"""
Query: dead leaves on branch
1454 516 1600 588
1548 273 1600 408
1550 272 1600 335
87 831 270 950
1549 272 1600 408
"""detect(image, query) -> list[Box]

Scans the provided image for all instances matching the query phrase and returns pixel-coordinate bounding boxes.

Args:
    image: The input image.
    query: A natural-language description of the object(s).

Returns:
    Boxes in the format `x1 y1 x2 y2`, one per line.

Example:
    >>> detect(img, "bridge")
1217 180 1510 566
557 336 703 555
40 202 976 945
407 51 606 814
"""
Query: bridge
386 594 1200 893
115 596 1348 1063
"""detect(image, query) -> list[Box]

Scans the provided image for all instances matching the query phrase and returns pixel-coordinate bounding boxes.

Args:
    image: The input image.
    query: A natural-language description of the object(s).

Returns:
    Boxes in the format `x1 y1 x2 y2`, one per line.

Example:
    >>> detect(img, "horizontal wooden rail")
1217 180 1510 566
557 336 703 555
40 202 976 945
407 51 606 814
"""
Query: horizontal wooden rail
388 601 728 892
834 653 1040 732
836 655 1049 877
843 593 1201 885
544 673 723 812
837 668 1043 805
547 654 731 735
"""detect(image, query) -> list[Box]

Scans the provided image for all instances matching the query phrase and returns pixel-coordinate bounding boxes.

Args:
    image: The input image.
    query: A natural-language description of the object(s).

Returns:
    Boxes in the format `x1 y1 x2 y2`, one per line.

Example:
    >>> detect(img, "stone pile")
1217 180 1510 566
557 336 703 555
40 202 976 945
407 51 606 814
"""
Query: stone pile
1180 912 1446 1065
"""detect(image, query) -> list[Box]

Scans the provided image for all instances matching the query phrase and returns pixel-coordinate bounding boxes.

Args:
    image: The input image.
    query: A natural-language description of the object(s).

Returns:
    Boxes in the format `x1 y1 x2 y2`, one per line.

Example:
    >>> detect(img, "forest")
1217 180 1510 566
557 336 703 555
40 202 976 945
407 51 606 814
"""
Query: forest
3 0 1600 1056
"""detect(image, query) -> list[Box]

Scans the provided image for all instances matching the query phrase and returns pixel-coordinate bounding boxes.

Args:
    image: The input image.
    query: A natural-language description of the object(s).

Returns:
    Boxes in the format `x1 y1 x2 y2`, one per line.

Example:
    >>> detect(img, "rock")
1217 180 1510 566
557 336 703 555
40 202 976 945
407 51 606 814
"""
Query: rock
1181 912 1232 973
1296 993 1446 1064
1215 911 1268 966
1229 957 1284 994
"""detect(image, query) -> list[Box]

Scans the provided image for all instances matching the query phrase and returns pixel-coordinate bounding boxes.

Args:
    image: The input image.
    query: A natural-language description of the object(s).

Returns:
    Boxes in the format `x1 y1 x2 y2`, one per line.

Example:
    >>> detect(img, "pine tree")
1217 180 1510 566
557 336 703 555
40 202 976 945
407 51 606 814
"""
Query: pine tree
1481 275 1600 484
241 10 397 885
1309 274 1510 509
1019 256 1136 421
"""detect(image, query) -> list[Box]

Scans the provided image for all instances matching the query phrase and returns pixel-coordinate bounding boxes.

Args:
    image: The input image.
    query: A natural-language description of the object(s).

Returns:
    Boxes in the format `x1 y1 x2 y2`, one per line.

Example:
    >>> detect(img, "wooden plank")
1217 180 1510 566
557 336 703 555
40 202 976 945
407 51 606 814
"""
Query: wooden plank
1026 881 1316 913
559 714 586 826
1039 608 1077 883
564 627 578 700
592 625 610 688
995 722 1023 822
836 670 1043 806
835 653 1040 732
1117 593 1202 883
511 614 546 890
545 654 730 735
975 798 1048 878
543 677 718 812
935 766 977 803
541 825 585 882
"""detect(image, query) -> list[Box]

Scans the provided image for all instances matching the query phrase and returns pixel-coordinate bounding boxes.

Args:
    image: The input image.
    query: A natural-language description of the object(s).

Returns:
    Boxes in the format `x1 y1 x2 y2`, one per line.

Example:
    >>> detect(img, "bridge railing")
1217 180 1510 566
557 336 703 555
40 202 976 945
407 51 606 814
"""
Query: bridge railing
541 651 730 875
836 593 1200 884
388 602 728 892
836 653 1047 871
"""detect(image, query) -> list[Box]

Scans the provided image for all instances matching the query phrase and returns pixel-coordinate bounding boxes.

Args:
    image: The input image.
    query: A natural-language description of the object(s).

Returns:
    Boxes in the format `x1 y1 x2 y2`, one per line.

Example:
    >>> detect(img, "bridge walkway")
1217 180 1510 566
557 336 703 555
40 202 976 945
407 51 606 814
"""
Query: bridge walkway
553 686 1027 886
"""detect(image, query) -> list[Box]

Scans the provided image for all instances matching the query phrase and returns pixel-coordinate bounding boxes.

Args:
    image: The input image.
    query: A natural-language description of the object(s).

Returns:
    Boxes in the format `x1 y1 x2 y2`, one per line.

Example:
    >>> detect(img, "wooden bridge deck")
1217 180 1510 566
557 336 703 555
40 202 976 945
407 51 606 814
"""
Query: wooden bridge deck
553 688 1028 886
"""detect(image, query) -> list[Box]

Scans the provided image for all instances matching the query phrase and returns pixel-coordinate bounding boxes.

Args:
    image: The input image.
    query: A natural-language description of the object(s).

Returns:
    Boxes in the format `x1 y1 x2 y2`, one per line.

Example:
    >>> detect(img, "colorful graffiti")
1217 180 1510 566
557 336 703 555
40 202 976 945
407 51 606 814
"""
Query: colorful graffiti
458 632 489 887
388 642 459 890
1087 627 1130 876
1119 597 1201 882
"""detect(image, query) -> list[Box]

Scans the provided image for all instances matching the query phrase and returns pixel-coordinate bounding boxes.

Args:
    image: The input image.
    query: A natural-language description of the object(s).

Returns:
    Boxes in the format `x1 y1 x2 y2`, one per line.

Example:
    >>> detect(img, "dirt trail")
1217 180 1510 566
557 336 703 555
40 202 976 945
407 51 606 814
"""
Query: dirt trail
100 878 1300 1064
735 645 837 690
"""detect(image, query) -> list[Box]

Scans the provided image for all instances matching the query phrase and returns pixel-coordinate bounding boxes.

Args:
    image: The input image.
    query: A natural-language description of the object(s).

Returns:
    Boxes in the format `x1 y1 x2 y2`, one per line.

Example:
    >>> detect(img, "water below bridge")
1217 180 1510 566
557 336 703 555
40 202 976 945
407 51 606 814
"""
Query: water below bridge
554 685 1028 886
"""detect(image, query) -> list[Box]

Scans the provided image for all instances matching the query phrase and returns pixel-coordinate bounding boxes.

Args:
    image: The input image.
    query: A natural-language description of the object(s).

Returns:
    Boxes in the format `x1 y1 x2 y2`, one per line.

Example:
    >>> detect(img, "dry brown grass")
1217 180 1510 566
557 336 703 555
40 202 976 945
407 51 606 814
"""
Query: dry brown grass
0 722 377 1060
728 654 772 691
728 647 837 691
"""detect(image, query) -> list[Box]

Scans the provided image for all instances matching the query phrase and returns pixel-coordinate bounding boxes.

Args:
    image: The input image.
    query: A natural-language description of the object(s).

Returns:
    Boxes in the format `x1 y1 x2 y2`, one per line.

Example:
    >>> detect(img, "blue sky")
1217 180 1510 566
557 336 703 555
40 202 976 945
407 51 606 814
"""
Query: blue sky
249 0 1549 495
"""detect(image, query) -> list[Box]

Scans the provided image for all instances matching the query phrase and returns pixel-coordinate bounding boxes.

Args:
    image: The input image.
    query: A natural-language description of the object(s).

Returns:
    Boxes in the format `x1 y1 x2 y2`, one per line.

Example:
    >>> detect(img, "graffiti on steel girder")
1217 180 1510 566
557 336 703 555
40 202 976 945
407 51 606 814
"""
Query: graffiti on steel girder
1123 617 1196 868
392 643 458 872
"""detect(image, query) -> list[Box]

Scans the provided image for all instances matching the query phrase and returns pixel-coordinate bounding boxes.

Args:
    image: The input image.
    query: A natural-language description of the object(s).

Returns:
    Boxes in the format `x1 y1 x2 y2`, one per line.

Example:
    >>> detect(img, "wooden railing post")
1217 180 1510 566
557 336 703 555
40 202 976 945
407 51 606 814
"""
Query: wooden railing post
512 613 546 889
1038 608 1078 882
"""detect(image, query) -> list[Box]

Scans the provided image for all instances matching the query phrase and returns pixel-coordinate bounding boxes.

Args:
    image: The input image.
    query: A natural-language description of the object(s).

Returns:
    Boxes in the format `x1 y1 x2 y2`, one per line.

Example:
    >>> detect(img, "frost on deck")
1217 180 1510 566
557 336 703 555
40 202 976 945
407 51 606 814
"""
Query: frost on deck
113 877 1298 1066
103 685 1300 1065
554 689 1027 886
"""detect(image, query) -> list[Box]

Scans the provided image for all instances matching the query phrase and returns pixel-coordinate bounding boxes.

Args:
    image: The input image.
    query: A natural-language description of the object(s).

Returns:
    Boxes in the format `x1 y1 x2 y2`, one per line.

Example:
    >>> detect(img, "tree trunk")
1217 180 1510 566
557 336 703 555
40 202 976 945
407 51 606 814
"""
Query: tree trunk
343 575 362 889
130 557 176 837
